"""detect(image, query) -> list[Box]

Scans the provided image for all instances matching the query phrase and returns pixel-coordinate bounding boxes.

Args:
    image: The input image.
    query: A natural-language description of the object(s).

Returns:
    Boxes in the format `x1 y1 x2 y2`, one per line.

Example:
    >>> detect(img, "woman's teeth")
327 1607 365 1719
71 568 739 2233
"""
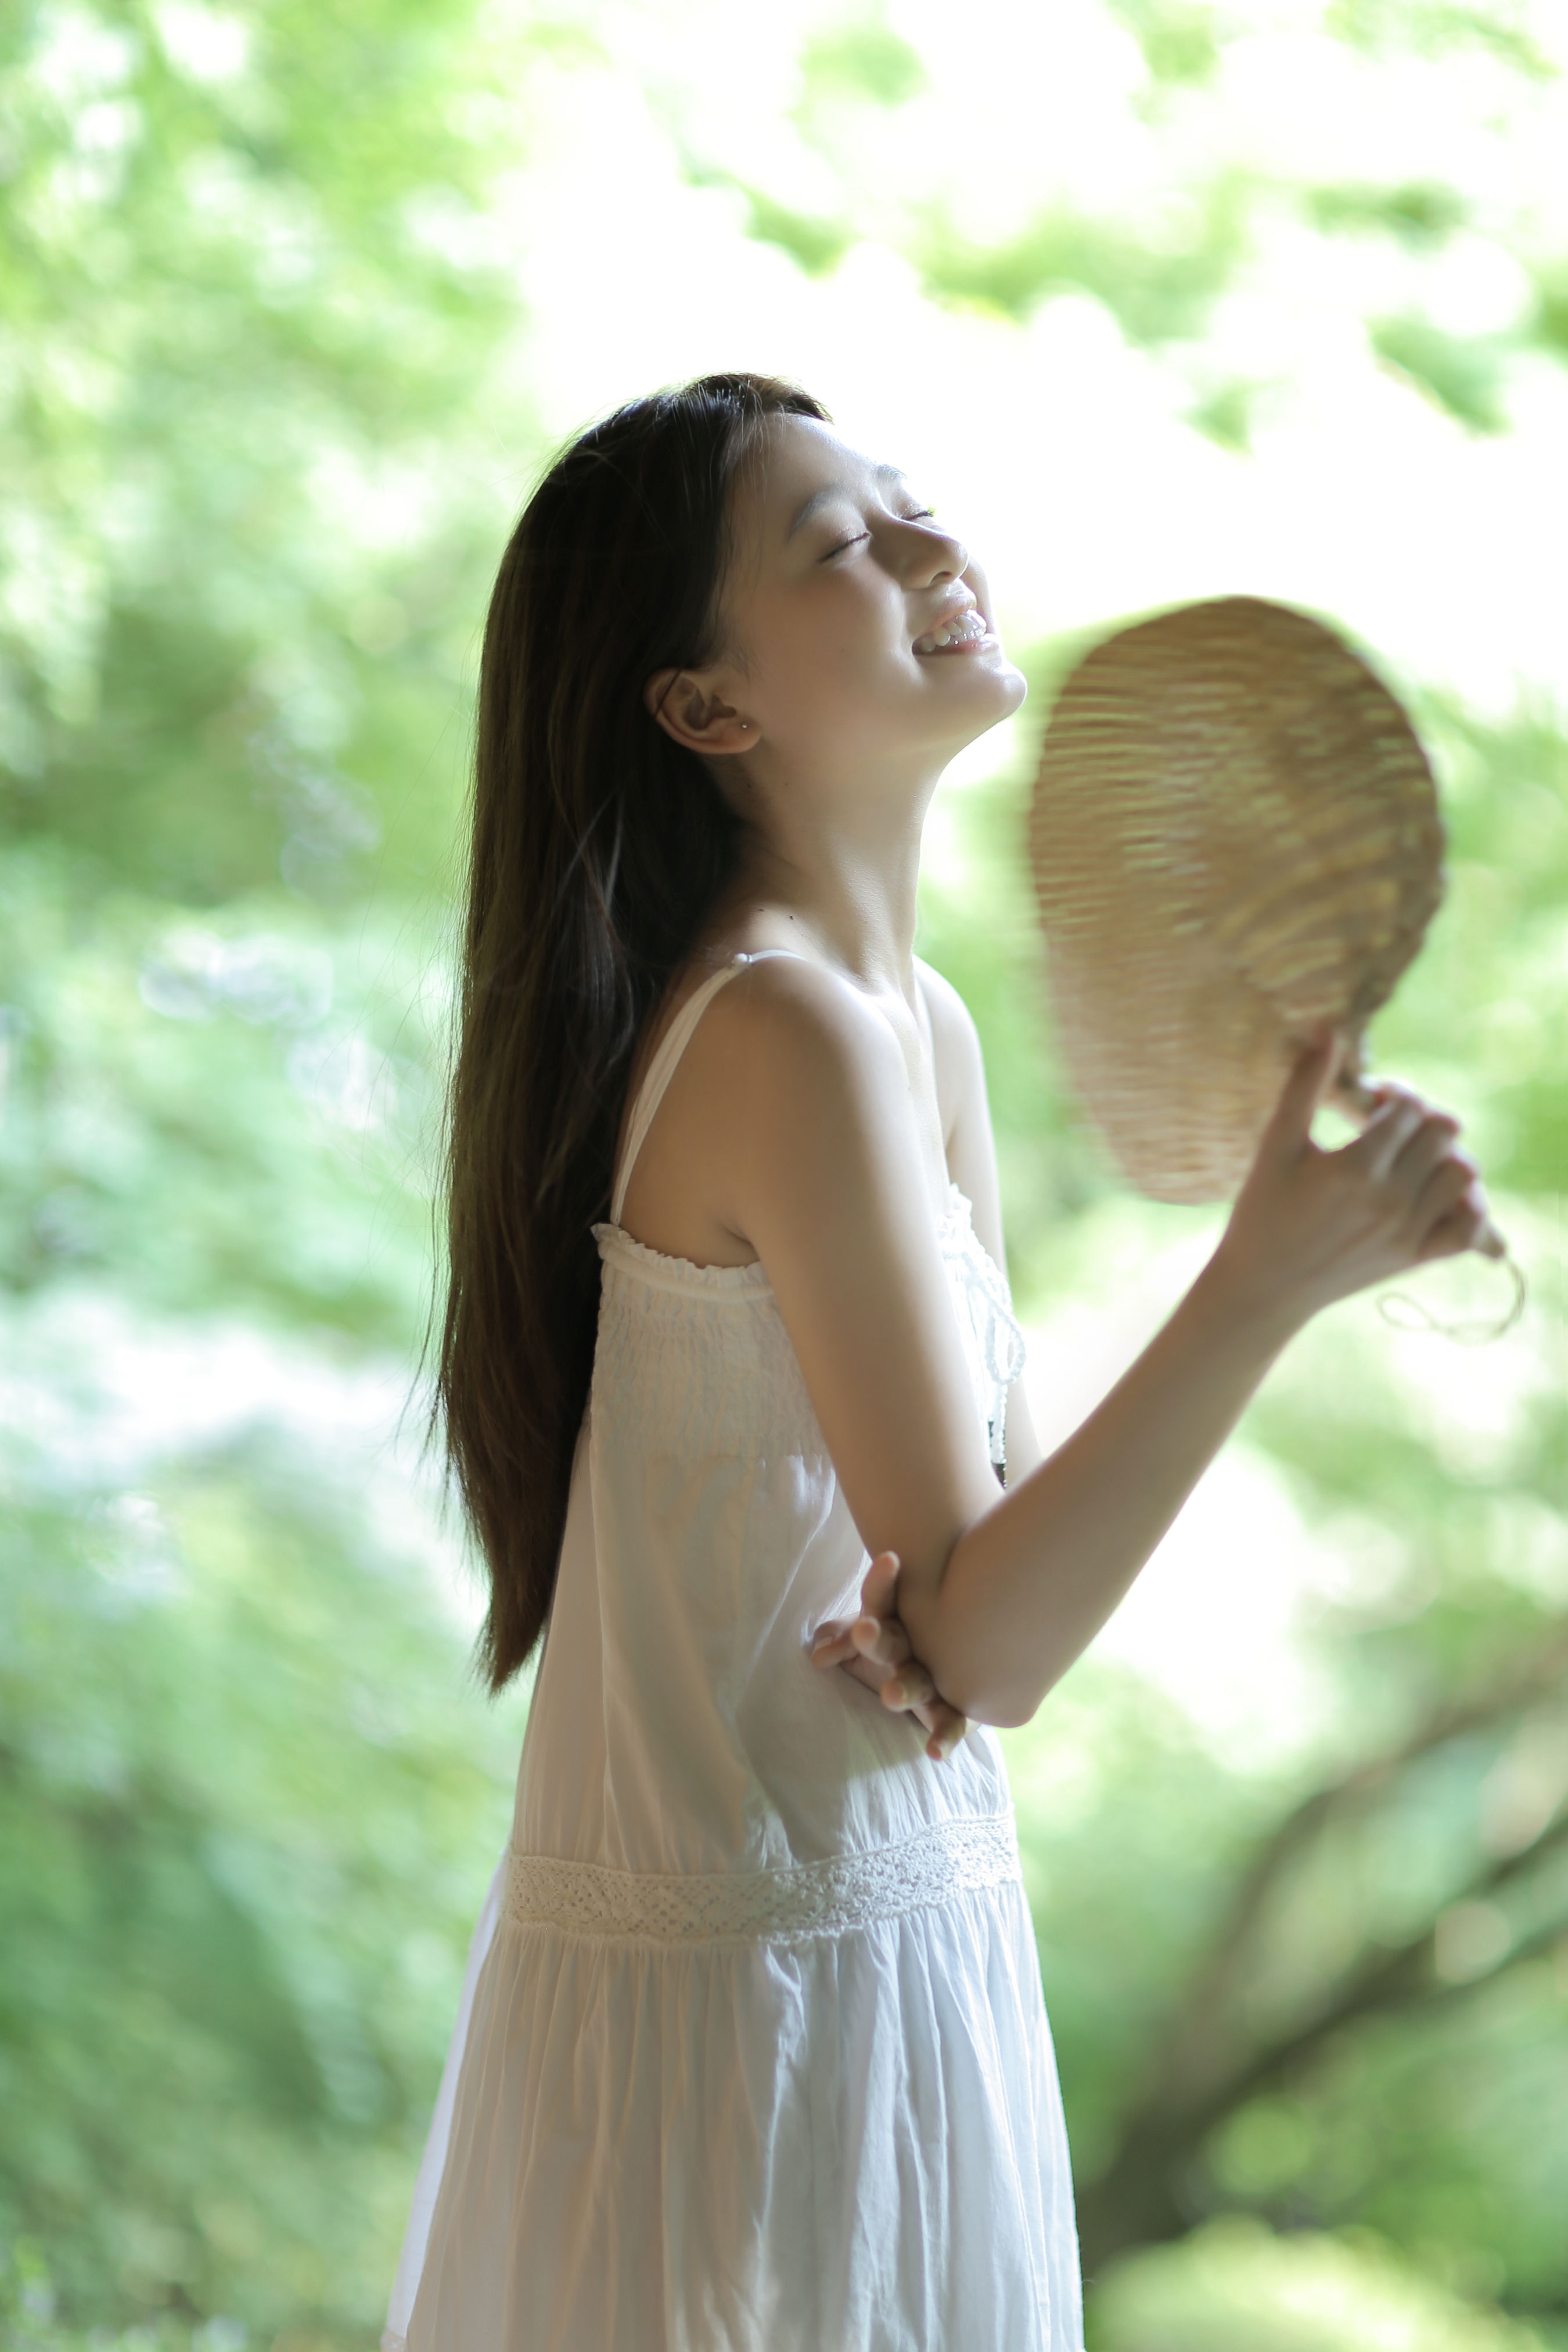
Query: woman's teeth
915 608 989 653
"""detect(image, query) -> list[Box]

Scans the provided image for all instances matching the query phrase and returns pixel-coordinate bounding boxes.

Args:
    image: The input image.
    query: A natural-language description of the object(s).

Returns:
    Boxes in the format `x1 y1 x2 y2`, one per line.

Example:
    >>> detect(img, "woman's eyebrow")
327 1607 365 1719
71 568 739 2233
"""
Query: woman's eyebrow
785 462 907 542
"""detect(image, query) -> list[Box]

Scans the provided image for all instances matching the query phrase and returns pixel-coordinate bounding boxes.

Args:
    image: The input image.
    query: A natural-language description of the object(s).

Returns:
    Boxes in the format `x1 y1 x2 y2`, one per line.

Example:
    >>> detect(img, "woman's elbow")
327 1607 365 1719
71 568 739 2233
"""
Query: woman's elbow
959 1689 1040 1733
932 1655 1049 1733
915 1520 1056 1730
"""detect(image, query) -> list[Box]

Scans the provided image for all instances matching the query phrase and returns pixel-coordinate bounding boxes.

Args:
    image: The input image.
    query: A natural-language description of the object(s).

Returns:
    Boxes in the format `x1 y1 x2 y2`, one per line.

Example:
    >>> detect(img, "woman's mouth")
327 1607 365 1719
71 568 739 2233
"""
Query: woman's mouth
914 607 994 656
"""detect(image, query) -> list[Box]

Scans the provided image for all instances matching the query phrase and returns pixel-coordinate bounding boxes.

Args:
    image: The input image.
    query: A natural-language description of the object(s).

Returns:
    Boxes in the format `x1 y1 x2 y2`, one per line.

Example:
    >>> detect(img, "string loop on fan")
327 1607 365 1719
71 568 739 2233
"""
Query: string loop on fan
1376 1249 1528 1346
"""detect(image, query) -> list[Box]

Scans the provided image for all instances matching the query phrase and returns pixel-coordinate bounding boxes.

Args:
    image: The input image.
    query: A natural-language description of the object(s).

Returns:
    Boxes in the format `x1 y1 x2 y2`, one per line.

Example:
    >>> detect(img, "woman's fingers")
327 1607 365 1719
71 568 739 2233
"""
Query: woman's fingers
812 1619 916 1692
879 1659 935 1710
858 1548 901 1617
1416 1208 1480 1265
1336 1083 1493 1256
1419 1166 1495 1260
1225 1054 1500 1323
1411 1152 1476 1230
1343 1083 1469 1213
1392 1113 1465 1191
836 1651 938 1722
1260 1026 1342 1158
813 1616 914 1671
1343 1085 1437 1180
916 1699 968 1761
836 1653 896 1701
851 1613 912 1668
852 1551 912 1670
809 1549 914 1675
813 1546 967 1761
823 1643 968 1760
810 1619 858 1669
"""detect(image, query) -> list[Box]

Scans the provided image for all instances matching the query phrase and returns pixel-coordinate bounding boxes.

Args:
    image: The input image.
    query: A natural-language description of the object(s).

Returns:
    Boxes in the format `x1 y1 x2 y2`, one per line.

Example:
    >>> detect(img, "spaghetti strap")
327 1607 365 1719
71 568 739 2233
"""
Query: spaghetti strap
609 950 808 1227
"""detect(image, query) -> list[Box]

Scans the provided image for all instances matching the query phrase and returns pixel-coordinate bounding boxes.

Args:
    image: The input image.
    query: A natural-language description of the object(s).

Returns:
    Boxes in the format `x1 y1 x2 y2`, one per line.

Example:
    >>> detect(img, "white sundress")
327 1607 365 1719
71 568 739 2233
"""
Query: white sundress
383 950 1085 2352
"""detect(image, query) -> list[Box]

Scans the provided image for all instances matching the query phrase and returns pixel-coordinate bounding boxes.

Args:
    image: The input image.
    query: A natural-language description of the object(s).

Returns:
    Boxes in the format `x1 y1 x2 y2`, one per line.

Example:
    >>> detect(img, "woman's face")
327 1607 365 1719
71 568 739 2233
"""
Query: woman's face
665 413 1026 779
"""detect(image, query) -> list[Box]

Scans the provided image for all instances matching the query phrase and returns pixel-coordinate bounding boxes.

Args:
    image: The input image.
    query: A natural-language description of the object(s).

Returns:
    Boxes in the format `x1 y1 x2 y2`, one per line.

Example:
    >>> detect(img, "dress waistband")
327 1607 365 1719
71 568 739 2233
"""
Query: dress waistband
504 1811 1022 1948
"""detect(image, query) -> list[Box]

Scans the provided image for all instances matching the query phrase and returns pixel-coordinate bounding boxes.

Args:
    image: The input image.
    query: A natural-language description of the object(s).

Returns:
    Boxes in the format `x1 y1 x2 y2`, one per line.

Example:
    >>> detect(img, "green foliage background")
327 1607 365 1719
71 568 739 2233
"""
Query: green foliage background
2 2 1565 2346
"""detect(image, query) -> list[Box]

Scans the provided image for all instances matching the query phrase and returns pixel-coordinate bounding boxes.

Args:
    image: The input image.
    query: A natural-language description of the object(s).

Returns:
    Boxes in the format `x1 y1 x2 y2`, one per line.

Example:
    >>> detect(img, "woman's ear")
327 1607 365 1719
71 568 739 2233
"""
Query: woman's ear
643 667 757 757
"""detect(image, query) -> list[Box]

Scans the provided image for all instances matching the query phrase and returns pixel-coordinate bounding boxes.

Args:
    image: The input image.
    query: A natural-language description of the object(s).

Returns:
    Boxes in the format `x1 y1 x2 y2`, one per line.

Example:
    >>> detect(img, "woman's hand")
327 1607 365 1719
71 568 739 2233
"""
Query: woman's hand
810 1549 969 1761
1214 1027 1499 1332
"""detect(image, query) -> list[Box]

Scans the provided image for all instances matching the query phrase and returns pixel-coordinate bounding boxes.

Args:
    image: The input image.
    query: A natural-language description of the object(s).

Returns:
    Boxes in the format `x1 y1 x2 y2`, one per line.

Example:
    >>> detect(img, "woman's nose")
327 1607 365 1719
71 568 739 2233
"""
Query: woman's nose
904 518 969 584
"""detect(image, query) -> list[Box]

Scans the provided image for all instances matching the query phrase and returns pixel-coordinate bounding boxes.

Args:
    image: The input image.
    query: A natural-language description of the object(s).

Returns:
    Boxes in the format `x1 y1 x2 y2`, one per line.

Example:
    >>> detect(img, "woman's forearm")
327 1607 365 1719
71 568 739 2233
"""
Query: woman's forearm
905 1251 1306 1727
899 1037 1495 1728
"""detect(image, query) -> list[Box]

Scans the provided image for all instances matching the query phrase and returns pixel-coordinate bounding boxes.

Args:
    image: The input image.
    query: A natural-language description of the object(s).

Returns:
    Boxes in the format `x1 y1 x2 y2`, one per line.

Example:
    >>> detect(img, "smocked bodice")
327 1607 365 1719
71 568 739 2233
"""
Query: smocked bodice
589 1175 1025 1471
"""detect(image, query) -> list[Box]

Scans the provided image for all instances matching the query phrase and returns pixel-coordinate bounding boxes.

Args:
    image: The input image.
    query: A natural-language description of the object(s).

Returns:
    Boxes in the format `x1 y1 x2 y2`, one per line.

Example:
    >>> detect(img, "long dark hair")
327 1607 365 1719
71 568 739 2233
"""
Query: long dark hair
438 372 830 1692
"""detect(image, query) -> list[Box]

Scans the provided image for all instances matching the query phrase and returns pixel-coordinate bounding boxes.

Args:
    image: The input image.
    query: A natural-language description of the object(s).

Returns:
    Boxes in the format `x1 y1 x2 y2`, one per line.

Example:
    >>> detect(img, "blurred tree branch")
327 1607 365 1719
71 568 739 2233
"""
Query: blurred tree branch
1077 1619 1568 2270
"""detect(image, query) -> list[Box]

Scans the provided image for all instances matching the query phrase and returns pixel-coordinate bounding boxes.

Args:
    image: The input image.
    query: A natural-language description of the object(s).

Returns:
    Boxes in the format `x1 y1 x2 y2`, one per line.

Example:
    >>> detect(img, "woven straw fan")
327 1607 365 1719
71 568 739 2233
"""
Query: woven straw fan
1028 595 1506 1271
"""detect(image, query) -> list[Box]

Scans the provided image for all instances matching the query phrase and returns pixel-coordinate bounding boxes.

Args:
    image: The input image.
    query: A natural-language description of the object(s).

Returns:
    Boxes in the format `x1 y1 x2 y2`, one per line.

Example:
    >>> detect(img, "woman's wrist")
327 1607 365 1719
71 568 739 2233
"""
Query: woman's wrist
1194 1233 1315 1360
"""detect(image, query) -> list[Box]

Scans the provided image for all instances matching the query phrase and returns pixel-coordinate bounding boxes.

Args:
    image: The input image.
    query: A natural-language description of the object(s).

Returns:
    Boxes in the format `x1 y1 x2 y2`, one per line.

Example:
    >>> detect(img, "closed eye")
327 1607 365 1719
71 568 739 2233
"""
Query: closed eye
822 507 937 560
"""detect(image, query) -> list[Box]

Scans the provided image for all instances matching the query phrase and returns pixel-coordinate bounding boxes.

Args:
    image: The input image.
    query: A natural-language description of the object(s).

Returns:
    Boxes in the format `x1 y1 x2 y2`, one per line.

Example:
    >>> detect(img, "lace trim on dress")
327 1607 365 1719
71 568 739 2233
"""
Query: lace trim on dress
504 1811 1022 1948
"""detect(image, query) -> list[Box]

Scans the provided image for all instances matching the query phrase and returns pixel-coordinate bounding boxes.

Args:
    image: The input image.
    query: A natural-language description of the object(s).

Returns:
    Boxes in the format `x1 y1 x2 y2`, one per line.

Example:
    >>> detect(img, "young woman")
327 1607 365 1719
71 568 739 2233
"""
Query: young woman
383 372 1490 2351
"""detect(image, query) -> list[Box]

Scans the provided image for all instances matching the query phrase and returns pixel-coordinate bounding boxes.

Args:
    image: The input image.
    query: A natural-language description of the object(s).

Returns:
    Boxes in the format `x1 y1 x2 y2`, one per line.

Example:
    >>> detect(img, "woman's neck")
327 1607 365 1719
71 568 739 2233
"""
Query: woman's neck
713 764 937 1002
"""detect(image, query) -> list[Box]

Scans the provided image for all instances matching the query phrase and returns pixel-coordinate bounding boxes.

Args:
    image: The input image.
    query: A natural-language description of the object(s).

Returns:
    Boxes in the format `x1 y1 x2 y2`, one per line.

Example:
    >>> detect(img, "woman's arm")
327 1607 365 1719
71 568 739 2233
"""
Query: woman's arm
705 955 1488 1731
922 1247 1293 1721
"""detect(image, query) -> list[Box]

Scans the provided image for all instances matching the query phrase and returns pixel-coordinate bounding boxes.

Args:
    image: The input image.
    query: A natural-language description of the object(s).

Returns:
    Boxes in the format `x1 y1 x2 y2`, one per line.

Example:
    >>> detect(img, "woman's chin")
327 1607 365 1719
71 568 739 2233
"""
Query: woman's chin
992 653 1029 713
920 648 1028 735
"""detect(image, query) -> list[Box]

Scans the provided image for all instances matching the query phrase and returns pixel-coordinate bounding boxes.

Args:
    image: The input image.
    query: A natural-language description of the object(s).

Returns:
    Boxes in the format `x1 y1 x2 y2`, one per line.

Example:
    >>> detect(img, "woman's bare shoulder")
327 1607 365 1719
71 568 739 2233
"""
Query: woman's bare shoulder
683 932 901 1065
613 937 902 1267
703 945 907 1117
